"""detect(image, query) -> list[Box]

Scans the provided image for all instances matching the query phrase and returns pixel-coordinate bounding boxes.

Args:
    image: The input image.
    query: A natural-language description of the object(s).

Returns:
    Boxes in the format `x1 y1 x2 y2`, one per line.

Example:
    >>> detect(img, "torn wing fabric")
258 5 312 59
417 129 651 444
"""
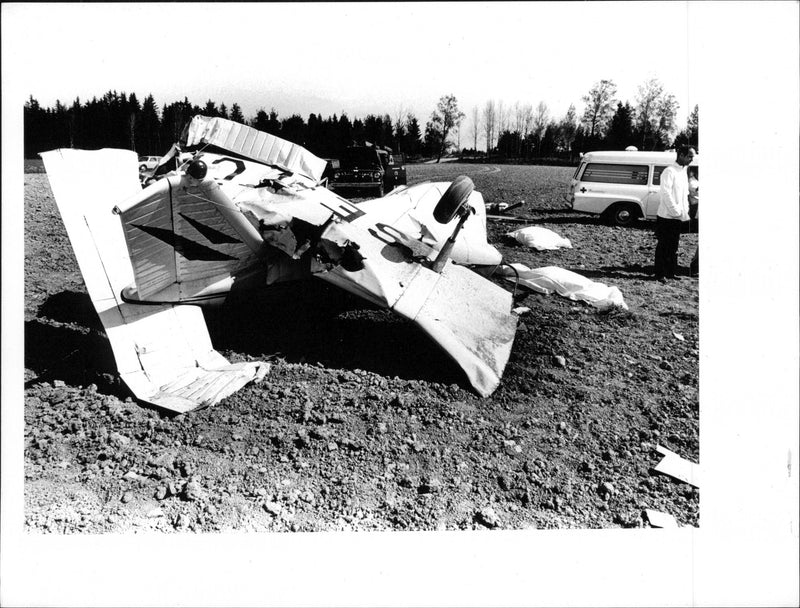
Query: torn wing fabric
506 226 572 251
41 148 268 413
499 263 628 310
654 445 701 488
183 115 327 184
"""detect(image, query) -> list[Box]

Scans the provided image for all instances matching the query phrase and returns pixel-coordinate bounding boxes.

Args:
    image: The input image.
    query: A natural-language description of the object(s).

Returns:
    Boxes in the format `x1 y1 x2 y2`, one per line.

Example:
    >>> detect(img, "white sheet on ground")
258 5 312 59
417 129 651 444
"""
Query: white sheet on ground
41 148 268 413
499 263 629 310
506 226 572 250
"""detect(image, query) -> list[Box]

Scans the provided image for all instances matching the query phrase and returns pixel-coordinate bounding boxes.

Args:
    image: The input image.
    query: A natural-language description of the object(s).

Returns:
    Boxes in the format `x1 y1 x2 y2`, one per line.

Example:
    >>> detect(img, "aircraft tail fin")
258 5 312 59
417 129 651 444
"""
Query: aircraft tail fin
41 148 268 413
112 173 263 303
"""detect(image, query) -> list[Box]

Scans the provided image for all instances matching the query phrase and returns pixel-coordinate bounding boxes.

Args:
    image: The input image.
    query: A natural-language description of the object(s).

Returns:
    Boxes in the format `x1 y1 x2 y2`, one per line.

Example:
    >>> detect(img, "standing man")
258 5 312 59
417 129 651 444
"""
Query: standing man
654 145 696 283
688 167 699 277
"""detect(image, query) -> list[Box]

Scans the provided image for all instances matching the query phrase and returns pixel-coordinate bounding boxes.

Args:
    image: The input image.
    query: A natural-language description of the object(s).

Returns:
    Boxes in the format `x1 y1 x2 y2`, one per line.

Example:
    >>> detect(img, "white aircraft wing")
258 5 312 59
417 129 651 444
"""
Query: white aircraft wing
356 182 502 267
41 148 268 413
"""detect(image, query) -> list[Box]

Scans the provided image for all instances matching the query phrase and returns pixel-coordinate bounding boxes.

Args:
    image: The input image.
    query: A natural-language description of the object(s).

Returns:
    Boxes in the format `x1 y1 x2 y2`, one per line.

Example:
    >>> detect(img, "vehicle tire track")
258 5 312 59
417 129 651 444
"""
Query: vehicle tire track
410 164 501 184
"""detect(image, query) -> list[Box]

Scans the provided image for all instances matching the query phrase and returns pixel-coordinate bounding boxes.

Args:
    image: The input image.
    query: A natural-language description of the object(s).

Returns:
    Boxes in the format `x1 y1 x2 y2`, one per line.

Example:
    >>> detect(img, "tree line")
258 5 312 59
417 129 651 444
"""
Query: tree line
466 78 698 162
23 91 426 160
24 77 698 163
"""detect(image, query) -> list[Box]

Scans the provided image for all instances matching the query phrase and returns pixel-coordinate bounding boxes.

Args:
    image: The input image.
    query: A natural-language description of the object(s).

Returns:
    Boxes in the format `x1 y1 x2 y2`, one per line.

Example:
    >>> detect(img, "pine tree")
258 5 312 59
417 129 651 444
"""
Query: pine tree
230 103 245 123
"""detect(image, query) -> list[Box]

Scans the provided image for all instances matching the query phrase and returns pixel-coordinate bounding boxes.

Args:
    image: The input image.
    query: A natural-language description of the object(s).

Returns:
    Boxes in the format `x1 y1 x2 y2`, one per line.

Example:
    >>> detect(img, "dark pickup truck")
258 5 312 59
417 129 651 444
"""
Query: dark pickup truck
328 145 407 197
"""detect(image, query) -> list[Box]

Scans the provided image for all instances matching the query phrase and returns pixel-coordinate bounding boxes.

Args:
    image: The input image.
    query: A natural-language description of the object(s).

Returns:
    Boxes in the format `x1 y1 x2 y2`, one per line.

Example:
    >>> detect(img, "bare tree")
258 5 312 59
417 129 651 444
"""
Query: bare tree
533 101 550 154
513 102 526 156
470 105 480 151
512 102 523 136
533 101 549 138
558 103 579 156
521 103 534 140
655 93 680 148
581 79 618 138
496 100 507 136
482 99 496 152
429 94 465 162
635 77 665 149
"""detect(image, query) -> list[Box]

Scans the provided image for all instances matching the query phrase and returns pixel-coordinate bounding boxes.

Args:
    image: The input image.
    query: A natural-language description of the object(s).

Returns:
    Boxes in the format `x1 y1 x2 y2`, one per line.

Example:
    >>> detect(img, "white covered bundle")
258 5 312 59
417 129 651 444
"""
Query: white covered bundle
506 226 572 251
499 263 628 310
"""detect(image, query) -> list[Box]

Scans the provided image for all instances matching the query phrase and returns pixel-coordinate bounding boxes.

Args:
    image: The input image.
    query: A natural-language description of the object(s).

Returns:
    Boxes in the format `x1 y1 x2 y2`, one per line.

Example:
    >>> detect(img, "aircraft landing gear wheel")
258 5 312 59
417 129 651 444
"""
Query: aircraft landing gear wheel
433 175 475 224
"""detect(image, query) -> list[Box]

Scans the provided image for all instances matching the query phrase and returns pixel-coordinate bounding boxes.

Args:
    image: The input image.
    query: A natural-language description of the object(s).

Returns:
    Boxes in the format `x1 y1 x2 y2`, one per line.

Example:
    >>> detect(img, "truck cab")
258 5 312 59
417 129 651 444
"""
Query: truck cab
329 145 407 197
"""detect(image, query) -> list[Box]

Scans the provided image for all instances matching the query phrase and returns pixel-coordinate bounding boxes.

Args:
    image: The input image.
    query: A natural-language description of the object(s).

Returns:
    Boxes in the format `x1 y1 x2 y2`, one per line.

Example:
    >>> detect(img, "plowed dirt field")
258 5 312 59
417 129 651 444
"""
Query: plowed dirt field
24 162 699 533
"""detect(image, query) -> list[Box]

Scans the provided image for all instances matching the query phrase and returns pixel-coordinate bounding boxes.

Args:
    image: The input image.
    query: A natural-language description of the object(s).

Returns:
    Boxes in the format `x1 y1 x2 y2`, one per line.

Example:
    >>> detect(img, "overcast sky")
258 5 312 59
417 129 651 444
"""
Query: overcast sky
6 1 700 142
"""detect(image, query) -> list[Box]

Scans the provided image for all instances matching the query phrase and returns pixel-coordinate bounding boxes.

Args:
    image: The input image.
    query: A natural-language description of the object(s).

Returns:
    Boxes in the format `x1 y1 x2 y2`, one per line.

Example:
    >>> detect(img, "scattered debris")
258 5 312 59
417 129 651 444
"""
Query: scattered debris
264 501 283 516
485 201 526 221
643 508 678 528
673 332 685 341
485 201 523 215
512 306 531 316
487 214 529 223
653 445 700 487
476 506 501 528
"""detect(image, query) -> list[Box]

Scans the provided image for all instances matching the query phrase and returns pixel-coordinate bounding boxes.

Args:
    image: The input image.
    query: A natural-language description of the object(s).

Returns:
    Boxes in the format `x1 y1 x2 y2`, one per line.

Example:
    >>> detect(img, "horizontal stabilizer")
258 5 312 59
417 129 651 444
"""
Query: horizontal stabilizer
41 148 268 412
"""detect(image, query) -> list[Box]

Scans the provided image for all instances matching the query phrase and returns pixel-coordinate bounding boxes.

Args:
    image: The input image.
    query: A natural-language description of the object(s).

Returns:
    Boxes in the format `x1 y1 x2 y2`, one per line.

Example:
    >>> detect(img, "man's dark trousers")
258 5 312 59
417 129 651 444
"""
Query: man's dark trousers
654 217 685 279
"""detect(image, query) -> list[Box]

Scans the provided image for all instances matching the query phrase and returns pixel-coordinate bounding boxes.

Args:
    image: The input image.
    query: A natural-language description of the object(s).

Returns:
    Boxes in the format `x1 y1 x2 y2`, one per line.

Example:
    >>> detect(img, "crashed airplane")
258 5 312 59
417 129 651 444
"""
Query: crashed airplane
41 116 517 412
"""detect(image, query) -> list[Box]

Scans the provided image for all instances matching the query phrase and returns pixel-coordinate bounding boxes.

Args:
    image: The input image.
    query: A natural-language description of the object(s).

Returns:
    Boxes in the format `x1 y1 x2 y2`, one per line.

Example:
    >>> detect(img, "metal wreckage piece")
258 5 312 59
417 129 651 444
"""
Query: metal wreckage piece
41 116 517 413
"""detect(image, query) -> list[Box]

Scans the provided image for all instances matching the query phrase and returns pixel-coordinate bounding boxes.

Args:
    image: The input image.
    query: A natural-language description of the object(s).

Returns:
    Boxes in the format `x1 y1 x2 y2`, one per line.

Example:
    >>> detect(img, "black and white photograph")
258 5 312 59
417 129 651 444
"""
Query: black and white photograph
2 2 798 606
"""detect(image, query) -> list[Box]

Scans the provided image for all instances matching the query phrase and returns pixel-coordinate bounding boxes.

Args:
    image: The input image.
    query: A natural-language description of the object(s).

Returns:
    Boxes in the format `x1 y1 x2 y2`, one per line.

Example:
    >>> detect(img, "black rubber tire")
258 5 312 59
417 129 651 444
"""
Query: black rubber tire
606 202 640 227
139 164 147 172
433 175 475 224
